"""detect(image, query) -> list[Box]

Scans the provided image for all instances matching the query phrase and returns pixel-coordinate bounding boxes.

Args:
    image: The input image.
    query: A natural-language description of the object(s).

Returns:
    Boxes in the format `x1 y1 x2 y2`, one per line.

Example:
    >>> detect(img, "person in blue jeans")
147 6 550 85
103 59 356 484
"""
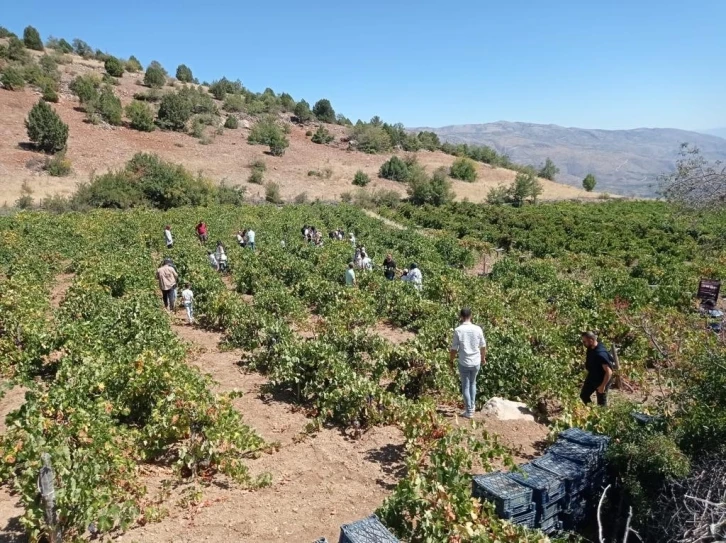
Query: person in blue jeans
449 307 487 418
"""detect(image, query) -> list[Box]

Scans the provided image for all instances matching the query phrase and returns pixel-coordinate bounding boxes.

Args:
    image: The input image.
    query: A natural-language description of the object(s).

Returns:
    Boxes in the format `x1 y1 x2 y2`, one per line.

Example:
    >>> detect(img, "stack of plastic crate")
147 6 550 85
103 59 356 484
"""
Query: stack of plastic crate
506 463 566 535
338 514 399 543
472 472 536 528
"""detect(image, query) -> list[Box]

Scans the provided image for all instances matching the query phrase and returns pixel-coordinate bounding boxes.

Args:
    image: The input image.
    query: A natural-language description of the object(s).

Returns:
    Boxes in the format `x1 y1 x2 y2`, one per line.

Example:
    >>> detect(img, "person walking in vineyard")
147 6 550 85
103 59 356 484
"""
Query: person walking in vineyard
402 263 423 291
345 262 356 287
181 283 194 324
196 220 208 243
164 225 173 249
383 253 397 280
208 251 219 271
449 308 487 418
580 331 614 406
156 258 178 312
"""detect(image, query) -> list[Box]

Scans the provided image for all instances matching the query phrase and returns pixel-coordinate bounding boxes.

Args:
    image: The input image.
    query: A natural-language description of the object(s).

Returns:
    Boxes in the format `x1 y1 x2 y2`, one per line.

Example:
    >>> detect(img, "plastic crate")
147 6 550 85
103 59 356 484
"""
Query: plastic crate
472 472 534 517
559 428 610 452
549 439 599 468
509 509 536 529
540 516 562 534
339 515 399 543
539 499 563 522
314 539 329 543
506 464 566 506
532 453 587 494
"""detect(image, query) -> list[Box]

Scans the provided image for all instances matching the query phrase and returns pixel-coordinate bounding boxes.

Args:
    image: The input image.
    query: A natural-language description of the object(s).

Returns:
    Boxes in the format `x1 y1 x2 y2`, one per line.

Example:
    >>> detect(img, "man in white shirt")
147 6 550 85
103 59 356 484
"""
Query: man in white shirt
449 307 487 418
361 252 373 271
156 258 178 311
402 263 423 291
164 225 173 249
246 229 256 250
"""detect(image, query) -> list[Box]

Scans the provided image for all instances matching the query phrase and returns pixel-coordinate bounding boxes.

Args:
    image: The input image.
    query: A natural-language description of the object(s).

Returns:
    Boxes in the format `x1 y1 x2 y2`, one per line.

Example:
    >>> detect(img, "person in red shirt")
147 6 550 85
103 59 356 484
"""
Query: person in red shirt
196 221 208 243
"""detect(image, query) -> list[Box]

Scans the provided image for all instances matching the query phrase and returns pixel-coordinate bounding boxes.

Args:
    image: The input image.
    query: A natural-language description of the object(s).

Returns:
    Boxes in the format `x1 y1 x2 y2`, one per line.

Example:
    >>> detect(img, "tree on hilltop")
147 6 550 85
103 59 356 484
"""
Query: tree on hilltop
294 99 313 123
312 99 336 123
23 26 44 51
538 157 559 181
176 64 193 83
582 173 596 192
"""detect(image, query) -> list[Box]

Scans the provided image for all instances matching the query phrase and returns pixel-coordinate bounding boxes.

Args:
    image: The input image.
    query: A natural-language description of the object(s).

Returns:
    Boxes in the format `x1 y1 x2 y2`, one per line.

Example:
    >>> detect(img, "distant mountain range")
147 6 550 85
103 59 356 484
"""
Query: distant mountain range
412 122 726 196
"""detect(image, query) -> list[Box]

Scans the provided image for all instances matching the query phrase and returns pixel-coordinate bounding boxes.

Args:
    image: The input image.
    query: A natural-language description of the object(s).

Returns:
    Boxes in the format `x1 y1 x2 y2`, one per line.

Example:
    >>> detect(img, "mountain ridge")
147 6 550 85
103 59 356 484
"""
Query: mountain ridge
412 121 726 196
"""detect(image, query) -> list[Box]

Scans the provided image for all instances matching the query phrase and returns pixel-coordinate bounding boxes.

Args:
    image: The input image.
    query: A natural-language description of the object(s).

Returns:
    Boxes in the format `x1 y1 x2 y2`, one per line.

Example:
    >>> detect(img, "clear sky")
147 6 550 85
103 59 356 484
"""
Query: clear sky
3 0 724 131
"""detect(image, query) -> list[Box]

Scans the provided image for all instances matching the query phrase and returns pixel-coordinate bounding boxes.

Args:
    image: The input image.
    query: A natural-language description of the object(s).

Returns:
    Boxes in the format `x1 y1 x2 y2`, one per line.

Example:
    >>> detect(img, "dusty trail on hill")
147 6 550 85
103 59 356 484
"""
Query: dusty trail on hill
123 312 404 543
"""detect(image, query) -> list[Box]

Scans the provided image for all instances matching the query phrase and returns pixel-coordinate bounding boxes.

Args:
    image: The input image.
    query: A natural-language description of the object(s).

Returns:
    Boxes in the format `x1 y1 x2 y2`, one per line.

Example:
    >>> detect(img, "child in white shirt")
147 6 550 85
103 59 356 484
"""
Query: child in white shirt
181 283 194 324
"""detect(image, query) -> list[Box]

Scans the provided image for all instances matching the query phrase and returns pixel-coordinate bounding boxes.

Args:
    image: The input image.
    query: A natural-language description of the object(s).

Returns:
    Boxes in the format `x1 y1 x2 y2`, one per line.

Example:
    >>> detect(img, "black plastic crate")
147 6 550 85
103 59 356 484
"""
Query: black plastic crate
339 515 399 543
506 464 566 506
540 516 562 534
549 439 599 468
510 509 536 529
532 453 586 494
472 472 533 517
539 499 563 522
500 502 535 520
559 428 610 452
314 539 329 543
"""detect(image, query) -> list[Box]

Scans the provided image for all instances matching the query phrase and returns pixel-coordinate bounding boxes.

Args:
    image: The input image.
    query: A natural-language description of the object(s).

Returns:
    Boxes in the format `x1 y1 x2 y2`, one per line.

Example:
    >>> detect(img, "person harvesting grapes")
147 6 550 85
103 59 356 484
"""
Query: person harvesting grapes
580 331 614 406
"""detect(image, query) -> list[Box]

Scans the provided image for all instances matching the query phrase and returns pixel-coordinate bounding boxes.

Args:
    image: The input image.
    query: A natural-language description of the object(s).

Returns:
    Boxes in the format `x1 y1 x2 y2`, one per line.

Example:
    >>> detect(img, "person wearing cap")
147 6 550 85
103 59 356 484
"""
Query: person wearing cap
402 263 423 291
156 258 178 311
449 307 487 418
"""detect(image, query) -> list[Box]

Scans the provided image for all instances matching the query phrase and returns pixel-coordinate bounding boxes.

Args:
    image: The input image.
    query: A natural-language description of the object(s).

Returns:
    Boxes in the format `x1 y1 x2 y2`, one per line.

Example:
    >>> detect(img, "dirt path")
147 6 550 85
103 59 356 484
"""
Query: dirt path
122 316 404 543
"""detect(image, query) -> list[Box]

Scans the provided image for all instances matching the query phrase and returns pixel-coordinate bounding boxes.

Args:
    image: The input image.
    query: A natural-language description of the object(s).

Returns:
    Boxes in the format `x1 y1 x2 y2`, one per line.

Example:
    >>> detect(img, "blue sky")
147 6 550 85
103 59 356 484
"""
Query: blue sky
3 0 724 131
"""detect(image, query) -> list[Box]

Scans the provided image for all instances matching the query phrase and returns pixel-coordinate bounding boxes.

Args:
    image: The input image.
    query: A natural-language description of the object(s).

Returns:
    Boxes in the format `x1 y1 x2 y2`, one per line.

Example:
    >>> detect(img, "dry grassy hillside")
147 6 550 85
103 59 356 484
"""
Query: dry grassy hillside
0 48 599 205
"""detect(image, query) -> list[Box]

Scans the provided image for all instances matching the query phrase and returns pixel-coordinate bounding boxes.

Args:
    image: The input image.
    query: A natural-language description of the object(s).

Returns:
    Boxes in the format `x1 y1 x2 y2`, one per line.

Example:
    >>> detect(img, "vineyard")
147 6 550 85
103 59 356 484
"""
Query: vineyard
1 200 725 542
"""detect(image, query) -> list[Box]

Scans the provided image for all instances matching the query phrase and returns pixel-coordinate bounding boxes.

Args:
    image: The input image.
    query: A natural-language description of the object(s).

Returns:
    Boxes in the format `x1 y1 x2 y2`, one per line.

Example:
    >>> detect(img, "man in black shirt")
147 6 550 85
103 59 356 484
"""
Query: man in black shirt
580 331 613 406
383 253 396 280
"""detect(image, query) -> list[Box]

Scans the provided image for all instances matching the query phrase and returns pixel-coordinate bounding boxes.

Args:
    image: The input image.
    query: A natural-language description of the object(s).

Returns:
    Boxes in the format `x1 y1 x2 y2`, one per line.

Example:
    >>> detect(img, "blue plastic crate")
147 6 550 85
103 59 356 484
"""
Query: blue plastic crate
506 464 566 506
500 502 535 520
472 472 534 517
559 428 610 452
339 515 399 543
549 439 600 468
532 453 587 494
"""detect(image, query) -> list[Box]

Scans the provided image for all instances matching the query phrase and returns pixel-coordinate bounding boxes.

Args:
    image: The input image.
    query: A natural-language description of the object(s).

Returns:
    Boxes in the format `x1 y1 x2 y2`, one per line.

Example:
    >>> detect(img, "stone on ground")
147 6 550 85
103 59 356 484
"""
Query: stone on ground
481 397 535 421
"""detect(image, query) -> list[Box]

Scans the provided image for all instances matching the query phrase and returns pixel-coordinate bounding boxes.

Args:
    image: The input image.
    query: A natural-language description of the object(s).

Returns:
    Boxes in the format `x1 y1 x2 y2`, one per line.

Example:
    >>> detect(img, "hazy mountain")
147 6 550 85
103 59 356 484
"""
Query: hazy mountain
413 122 726 196
699 128 726 139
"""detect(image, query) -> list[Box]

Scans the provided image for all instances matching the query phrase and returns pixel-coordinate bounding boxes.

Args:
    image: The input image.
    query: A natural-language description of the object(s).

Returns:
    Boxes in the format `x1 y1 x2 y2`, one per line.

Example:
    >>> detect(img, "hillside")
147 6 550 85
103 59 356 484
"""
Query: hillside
414 121 726 196
0 48 597 206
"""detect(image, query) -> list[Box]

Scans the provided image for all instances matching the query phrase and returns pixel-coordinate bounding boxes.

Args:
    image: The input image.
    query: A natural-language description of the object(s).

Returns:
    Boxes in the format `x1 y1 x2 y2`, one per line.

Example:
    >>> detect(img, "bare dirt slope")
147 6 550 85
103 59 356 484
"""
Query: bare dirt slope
0 52 599 205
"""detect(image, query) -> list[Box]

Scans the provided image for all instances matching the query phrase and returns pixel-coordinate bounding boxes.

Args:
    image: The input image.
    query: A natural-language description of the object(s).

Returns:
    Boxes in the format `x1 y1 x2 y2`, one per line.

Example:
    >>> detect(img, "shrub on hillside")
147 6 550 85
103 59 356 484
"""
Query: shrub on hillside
25 100 69 153
144 65 166 88
47 37 73 54
293 99 313 123
248 117 284 145
449 157 477 182
72 39 93 58
177 85 218 115
279 92 295 112
156 91 192 131
41 83 58 103
408 167 454 206
352 170 370 187
69 74 100 104
312 99 335 123
223 93 245 112
125 100 155 132
268 132 289 157
311 125 334 144
208 77 242 100
538 157 559 181
583 173 596 192
511 170 542 205
126 56 143 73
23 26 43 51
133 89 163 102
485 185 510 205
416 131 440 151
379 156 409 182
265 182 282 204
44 153 72 177
224 115 238 129
104 56 124 77
0 27 16 39
6 37 31 63
72 153 219 209
176 64 193 83
94 86 123 125
248 169 264 185
350 123 392 154
1 67 25 90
